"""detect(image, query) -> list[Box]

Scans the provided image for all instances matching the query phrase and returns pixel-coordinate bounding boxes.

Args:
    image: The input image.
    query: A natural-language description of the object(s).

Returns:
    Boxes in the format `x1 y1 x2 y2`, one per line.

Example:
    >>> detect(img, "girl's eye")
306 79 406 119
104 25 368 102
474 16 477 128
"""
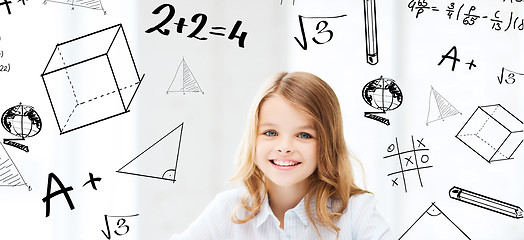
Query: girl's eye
263 130 277 137
297 132 312 139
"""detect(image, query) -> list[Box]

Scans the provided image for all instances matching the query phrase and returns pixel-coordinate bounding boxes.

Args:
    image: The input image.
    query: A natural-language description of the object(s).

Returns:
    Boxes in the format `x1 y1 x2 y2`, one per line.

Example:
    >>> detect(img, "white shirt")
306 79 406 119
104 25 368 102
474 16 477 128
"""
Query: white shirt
170 188 393 240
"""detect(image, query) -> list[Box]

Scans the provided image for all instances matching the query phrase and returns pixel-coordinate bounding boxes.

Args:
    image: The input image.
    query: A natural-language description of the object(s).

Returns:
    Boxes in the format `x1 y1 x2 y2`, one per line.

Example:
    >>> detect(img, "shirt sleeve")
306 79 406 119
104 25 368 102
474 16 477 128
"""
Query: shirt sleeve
350 193 394 240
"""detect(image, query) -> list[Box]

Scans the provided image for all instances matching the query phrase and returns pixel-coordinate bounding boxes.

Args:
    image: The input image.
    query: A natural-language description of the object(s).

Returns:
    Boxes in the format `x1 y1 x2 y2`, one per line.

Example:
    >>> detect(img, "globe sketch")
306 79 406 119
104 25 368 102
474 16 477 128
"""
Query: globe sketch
362 76 403 112
2 104 42 139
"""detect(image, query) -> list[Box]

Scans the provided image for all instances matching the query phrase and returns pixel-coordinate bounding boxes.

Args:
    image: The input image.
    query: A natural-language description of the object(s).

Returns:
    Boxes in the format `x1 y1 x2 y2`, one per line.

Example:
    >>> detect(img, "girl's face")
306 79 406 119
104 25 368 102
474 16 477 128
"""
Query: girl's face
255 94 318 189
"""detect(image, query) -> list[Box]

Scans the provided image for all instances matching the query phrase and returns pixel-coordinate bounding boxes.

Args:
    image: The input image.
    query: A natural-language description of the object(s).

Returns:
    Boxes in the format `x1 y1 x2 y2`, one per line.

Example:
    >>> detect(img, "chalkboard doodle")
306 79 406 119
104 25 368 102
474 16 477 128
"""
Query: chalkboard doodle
145 3 248 48
41 24 145 135
450 186 523 219
2 103 42 152
384 136 432 193
437 46 477 71
456 104 523 163
362 76 402 126
407 1 524 32
43 0 106 14
0 142 29 189
42 172 102 217
426 86 461 125
101 214 140 239
399 202 470 239
117 122 184 183
0 0 26 15
166 57 204 95
363 0 378 65
293 14 347 50
497 67 523 84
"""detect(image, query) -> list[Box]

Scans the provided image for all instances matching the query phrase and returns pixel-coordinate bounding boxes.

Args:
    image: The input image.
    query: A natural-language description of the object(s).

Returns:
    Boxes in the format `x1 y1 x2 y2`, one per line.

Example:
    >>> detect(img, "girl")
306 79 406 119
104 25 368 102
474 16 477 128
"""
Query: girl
170 72 392 239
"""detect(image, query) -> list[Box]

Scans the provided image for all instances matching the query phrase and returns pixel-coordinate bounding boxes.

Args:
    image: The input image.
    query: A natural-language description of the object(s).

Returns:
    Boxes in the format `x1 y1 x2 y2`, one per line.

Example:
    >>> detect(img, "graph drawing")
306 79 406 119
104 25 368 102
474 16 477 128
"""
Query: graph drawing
384 136 431 193
426 86 461 125
43 0 106 14
0 142 28 188
117 122 184 182
41 24 144 135
456 104 523 163
399 203 470 239
166 58 203 94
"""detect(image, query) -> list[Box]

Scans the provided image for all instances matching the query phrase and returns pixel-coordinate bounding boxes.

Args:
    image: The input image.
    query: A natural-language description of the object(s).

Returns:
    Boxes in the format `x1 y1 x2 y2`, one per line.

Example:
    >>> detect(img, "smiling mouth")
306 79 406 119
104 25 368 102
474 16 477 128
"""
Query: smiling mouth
269 159 301 167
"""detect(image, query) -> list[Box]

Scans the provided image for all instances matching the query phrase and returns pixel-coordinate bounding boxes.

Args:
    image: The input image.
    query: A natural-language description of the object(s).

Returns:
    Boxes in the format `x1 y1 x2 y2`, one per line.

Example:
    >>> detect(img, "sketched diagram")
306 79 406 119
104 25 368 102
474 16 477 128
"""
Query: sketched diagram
363 0 378 65
43 0 106 14
384 136 431 193
426 86 461 125
0 142 28 188
399 203 470 240
362 76 402 126
2 103 42 152
456 104 523 163
117 122 184 182
41 24 144 135
166 58 204 94
450 186 523 219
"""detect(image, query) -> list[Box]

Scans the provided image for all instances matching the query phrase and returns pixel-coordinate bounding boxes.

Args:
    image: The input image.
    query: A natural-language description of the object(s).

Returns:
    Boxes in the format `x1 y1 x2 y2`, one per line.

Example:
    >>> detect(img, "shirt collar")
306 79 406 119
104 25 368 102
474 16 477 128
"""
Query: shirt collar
254 193 313 228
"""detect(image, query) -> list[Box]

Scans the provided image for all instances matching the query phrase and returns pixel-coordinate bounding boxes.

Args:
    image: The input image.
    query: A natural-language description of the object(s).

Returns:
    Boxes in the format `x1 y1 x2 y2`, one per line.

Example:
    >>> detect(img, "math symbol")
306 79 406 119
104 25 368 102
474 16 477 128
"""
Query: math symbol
294 14 347 50
384 136 432 193
101 214 140 239
437 46 476 71
498 67 523 84
0 0 12 15
42 172 103 217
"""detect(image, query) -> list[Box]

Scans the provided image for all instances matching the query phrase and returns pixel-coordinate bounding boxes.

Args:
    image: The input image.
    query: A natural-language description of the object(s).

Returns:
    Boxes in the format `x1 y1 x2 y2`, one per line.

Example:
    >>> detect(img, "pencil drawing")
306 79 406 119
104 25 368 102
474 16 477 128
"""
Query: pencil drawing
0 142 28 188
166 57 204 94
426 86 461 125
363 0 378 65
41 24 144 135
450 186 523 219
43 0 106 14
117 122 184 183
362 76 402 126
399 202 470 239
456 104 523 163
2 103 42 152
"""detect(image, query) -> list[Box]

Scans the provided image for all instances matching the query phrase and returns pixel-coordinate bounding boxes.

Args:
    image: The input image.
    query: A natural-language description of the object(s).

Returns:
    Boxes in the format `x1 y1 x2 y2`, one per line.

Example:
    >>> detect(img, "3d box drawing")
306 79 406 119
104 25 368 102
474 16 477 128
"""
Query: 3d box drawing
41 24 142 134
456 104 523 163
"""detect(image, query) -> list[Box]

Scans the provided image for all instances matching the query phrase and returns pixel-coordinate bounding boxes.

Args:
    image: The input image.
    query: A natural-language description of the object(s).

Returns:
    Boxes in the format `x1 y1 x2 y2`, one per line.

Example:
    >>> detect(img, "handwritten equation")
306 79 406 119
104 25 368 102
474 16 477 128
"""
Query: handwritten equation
407 0 524 32
145 3 248 48
293 14 347 50
101 214 139 239
0 36 11 73
498 67 523 84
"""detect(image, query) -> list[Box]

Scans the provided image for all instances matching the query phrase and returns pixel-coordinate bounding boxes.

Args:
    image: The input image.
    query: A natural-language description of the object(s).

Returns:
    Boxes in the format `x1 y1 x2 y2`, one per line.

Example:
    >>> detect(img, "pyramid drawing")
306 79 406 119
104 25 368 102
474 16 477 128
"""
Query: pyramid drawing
0 142 27 187
45 0 106 12
167 58 204 94
117 123 184 182
426 86 461 125
399 203 470 240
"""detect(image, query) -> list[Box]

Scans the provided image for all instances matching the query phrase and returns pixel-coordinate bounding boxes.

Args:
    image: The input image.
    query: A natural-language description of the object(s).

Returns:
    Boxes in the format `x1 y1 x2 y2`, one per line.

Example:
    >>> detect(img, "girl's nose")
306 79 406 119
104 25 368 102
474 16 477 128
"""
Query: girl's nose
276 137 293 153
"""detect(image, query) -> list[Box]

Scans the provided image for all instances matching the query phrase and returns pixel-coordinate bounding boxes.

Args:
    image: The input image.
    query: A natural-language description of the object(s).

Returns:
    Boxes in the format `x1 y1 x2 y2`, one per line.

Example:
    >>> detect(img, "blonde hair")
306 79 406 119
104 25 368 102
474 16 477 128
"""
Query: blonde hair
231 72 367 235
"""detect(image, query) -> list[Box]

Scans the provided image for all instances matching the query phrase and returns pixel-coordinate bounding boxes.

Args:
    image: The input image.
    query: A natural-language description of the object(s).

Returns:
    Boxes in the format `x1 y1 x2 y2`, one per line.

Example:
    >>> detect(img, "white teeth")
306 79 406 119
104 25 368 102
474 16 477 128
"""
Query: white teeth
273 159 298 166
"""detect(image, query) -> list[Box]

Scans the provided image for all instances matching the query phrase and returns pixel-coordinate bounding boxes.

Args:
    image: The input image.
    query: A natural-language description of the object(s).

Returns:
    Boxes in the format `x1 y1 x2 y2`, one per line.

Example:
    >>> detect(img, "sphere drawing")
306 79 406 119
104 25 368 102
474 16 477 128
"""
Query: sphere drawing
1 104 42 139
362 76 403 111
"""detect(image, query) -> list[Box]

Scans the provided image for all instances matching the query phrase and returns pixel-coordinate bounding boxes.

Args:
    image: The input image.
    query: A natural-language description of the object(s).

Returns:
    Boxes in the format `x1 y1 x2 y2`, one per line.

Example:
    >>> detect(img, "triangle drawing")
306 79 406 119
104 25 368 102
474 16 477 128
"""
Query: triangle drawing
0 142 28 187
426 86 461 125
399 203 470 240
117 122 184 182
166 58 204 94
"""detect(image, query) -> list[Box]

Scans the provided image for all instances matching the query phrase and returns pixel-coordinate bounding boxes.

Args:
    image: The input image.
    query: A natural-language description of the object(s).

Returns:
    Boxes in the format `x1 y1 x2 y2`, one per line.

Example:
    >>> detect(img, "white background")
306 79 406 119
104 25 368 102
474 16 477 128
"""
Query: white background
0 0 522 239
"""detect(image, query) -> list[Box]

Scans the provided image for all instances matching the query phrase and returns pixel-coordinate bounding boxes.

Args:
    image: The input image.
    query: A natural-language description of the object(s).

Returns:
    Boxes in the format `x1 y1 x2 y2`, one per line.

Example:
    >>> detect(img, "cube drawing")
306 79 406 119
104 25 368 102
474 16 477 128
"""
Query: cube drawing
41 24 142 134
456 104 523 163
